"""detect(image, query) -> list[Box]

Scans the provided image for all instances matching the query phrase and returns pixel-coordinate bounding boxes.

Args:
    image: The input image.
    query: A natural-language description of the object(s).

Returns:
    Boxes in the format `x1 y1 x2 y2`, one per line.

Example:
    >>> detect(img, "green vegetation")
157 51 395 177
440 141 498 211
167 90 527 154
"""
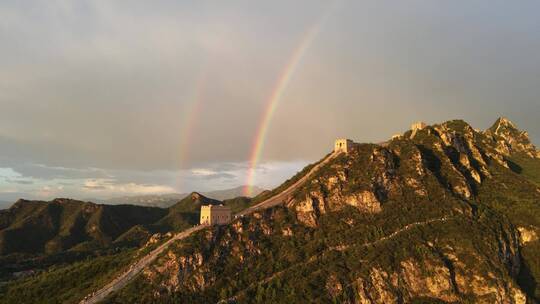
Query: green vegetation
0 199 167 255
0 183 272 304
2 118 540 303
476 159 540 299
155 193 221 231
510 154 540 186
107 202 518 303
0 249 136 304
223 197 253 213
105 118 540 303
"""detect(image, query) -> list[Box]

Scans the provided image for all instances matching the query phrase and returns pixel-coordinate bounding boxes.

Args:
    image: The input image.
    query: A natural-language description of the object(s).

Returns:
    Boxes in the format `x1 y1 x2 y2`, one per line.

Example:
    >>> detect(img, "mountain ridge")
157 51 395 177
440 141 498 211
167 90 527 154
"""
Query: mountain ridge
103 117 540 304
95 186 265 208
1 117 540 304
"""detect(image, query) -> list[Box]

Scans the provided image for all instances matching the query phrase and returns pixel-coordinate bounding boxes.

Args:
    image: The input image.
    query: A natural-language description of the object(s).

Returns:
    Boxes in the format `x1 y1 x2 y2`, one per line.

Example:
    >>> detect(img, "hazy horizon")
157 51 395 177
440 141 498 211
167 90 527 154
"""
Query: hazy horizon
1 1 540 201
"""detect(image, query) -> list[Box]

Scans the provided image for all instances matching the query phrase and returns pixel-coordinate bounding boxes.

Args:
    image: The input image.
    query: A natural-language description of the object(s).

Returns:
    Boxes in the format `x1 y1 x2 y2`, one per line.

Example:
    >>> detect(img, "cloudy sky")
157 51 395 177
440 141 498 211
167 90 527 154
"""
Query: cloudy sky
1 0 539 201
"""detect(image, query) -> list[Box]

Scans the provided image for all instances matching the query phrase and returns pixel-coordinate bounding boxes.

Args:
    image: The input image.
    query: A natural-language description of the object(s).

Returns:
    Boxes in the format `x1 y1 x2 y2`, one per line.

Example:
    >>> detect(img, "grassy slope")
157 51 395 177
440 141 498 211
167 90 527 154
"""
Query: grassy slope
0 249 136 304
155 194 221 231
510 154 540 187
480 155 540 299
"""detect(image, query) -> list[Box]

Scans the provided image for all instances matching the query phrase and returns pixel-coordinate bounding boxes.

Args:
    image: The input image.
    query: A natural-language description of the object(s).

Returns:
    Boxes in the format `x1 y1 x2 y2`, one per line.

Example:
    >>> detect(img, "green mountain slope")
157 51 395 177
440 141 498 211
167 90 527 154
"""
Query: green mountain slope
105 118 540 304
0 192 261 304
0 191 249 257
155 192 222 231
0 249 136 304
0 199 168 255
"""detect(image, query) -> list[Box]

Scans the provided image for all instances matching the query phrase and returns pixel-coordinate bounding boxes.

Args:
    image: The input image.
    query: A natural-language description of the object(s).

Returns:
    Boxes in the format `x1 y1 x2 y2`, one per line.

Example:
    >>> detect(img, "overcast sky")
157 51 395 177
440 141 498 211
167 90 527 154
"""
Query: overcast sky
1 0 539 202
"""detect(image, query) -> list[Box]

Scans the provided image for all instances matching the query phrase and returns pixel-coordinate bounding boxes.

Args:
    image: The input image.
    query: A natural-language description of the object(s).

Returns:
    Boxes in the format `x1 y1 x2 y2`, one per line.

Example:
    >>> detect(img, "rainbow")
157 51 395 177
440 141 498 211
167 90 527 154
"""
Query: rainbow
176 65 209 191
243 17 332 196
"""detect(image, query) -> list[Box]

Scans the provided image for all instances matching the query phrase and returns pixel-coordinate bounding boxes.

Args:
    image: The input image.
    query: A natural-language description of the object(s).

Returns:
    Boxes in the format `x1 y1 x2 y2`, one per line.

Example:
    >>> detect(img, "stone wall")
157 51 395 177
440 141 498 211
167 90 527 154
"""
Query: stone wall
200 205 231 225
334 139 354 154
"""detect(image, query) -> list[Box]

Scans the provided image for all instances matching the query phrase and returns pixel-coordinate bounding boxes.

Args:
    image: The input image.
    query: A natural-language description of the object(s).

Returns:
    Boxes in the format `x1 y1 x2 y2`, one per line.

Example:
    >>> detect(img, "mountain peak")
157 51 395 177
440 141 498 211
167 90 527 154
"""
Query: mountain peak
489 117 518 134
190 192 203 201
188 192 220 205
485 117 538 158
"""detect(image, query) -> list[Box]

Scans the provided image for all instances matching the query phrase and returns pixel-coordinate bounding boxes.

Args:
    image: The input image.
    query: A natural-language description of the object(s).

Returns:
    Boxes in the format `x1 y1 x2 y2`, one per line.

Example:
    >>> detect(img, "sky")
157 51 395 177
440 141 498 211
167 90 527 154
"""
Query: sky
1 0 539 201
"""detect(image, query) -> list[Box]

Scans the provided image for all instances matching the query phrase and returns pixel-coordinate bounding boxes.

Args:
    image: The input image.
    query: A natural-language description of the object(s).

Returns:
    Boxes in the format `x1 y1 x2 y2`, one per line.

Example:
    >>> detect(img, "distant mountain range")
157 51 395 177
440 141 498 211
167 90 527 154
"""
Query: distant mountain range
0 186 265 211
97 185 265 208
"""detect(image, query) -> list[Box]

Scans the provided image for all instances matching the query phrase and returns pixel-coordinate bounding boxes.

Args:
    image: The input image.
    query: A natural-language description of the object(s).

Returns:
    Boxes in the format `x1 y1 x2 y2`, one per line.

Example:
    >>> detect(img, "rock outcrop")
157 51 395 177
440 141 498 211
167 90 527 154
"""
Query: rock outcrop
485 117 540 158
106 118 540 304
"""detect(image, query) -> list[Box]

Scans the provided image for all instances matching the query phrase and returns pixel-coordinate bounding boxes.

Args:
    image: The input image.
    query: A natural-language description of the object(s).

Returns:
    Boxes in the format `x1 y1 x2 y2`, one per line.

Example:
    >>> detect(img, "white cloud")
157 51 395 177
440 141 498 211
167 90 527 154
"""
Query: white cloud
0 168 22 178
82 178 175 195
0 160 310 200
191 168 218 176
37 185 57 198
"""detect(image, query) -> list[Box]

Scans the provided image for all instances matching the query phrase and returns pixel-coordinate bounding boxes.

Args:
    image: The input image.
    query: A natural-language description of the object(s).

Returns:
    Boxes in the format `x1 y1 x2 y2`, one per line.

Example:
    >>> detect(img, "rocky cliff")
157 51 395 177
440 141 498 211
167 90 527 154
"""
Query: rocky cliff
105 118 540 304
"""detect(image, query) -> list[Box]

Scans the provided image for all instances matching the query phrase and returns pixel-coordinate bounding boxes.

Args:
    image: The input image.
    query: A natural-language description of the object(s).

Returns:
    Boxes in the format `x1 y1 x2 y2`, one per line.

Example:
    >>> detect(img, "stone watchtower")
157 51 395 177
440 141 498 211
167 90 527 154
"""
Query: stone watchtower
411 121 427 131
410 121 428 138
200 204 231 225
334 139 354 154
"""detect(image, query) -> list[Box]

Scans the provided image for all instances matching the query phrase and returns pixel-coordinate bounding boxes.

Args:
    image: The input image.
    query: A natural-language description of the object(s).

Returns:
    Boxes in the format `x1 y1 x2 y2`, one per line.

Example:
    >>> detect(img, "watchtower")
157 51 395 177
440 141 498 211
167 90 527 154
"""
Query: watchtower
410 122 428 139
334 139 354 154
200 204 231 225
411 122 427 131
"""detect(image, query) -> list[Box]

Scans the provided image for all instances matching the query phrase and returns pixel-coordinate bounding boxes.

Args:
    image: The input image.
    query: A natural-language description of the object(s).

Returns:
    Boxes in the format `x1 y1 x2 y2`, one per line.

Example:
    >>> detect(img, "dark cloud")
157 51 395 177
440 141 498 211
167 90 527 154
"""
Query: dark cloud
1 1 539 199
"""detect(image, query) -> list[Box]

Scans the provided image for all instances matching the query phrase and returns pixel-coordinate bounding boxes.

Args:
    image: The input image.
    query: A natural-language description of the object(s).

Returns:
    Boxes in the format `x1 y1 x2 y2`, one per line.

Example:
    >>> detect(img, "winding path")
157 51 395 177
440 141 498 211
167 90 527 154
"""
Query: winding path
228 216 452 301
80 152 338 304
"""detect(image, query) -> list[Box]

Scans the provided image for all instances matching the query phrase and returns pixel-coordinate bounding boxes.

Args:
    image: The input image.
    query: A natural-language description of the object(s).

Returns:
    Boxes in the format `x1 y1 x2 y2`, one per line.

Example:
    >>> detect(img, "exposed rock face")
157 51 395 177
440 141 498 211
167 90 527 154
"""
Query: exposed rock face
485 117 540 158
286 146 405 226
344 191 382 213
353 240 525 304
108 118 540 304
145 250 207 295
326 274 344 298
285 119 540 229
518 226 539 245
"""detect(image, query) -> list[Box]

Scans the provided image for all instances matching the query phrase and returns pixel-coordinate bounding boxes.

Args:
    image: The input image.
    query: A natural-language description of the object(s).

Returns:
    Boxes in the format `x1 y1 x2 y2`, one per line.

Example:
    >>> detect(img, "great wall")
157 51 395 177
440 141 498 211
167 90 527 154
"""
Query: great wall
80 146 343 304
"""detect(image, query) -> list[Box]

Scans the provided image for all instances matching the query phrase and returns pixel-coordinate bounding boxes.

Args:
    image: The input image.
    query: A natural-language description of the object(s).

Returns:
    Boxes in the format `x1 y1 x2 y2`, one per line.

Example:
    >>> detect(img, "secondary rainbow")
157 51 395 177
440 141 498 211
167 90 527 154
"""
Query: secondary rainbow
176 65 208 191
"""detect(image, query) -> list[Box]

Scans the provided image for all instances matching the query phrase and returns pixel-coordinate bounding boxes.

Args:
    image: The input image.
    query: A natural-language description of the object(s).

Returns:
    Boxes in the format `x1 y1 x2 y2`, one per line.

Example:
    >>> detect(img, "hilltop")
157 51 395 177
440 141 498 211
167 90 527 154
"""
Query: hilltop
103 117 540 303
